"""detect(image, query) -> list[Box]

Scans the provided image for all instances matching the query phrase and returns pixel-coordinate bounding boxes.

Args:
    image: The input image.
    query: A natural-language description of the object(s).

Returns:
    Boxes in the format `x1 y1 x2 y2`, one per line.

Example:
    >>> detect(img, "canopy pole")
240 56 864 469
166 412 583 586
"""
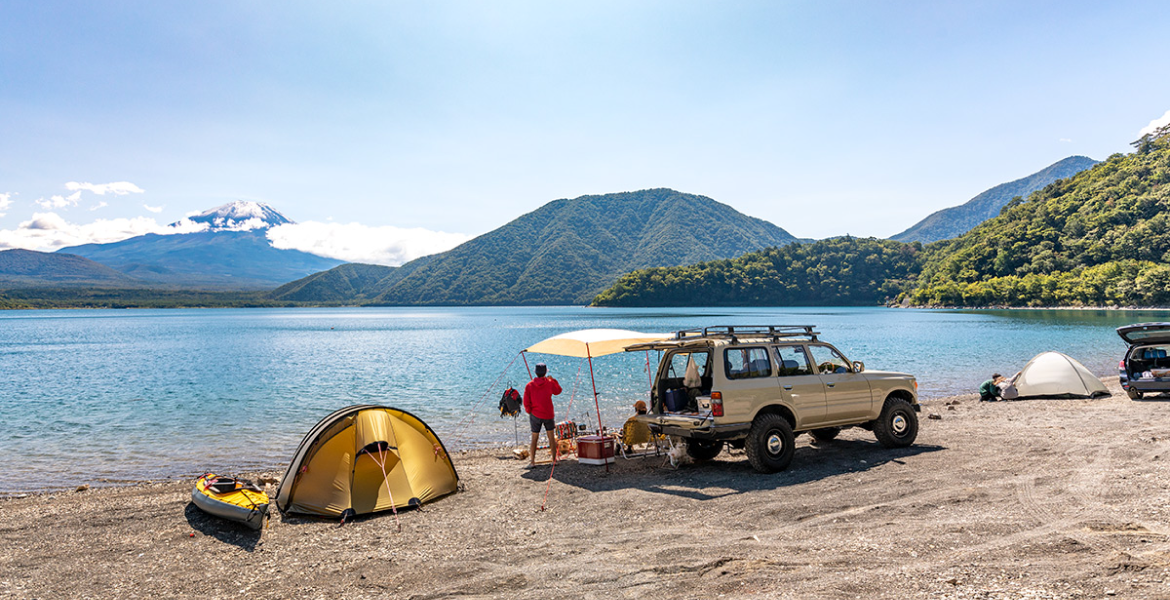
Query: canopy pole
521 351 533 379
645 351 653 390
585 343 609 473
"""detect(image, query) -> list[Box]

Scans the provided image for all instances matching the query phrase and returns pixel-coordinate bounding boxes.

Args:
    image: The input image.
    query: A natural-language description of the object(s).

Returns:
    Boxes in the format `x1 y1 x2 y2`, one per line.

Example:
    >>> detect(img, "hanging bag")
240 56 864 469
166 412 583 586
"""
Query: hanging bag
499 387 522 418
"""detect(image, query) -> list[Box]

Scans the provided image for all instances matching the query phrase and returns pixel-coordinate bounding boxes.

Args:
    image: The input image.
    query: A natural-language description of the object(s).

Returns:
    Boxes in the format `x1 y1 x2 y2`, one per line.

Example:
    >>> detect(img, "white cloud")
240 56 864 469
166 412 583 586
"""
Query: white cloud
0 192 11 217
65 181 145 196
1139 110 1170 137
0 212 208 252
143 204 163 213
89 201 109 211
267 221 470 266
1059 138 1072 143
35 191 83 210
209 217 268 231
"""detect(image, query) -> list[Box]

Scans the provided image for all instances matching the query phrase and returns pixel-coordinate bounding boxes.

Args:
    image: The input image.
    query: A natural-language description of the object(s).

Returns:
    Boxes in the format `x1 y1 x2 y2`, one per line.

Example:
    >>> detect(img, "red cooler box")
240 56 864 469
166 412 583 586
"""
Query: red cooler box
576 435 615 465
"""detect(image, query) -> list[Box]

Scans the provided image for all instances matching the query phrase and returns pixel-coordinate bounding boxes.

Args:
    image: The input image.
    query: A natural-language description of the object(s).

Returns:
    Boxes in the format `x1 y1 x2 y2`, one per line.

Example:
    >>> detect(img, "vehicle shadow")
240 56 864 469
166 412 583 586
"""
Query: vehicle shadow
184 502 263 551
520 438 944 501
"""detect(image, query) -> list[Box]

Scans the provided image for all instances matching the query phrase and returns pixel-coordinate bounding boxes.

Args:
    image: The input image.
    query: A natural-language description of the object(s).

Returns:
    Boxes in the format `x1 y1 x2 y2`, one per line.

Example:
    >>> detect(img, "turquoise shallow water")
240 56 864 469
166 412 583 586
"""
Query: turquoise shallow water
0 306 1162 493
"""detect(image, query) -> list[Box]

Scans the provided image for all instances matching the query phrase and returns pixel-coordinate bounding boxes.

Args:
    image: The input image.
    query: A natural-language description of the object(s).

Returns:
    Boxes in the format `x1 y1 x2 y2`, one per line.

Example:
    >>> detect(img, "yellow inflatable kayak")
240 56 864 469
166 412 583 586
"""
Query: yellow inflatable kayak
192 473 270 530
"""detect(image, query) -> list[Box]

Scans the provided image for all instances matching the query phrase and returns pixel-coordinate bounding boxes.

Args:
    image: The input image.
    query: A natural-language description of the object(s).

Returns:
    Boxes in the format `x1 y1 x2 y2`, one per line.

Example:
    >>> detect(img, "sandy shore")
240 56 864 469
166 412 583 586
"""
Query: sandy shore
3 378 1170 599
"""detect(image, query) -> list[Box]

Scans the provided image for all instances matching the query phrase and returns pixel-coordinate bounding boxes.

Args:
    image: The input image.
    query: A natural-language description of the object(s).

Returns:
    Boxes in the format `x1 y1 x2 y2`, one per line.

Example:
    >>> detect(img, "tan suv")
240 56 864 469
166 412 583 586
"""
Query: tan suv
626 326 920 473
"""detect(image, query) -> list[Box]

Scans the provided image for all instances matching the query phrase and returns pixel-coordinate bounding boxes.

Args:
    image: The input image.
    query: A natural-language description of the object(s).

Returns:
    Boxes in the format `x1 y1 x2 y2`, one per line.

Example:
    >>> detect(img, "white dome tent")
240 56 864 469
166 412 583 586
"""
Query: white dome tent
1008 351 1109 399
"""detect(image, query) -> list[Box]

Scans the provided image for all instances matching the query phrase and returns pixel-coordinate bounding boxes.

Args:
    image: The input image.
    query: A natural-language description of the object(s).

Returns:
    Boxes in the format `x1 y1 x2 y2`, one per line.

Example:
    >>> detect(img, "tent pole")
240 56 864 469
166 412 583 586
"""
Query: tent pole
645 351 653 390
586 344 608 473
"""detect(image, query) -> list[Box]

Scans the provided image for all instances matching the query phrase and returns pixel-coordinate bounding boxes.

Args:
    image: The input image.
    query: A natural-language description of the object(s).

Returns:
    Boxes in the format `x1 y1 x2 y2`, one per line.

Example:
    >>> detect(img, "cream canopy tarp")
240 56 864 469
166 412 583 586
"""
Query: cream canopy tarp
524 329 669 358
1012 351 1109 398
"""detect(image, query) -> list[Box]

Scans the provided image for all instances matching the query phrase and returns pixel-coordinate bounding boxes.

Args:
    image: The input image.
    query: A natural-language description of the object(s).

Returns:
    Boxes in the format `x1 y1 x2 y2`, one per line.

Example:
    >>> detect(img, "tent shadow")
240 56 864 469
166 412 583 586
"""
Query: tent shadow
275 504 427 527
184 502 262 551
521 438 944 501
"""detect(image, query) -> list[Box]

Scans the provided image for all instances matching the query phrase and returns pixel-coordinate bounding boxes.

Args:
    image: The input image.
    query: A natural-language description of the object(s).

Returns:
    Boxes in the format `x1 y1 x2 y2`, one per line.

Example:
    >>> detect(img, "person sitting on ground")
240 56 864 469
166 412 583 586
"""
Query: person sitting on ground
621 400 652 454
523 362 562 467
979 374 1005 402
997 373 1020 401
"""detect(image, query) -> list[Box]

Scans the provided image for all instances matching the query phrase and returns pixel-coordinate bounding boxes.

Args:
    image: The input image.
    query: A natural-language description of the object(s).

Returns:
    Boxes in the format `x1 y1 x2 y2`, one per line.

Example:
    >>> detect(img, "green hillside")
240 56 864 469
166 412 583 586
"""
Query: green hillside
909 131 1170 307
592 237 922 307
268 263 397 303
0 249 142 287
891 155 1098 244
273 189 798 305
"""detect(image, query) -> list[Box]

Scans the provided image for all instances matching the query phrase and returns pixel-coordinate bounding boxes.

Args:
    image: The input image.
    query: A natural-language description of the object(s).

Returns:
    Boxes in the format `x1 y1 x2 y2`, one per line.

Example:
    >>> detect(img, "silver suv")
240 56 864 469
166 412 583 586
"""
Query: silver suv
626 326 921 473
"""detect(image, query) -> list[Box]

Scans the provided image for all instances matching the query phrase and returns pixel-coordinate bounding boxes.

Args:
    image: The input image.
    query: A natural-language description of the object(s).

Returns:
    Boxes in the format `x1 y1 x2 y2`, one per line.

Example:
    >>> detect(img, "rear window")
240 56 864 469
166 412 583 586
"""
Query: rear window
724 347 772 379
665 350 710 378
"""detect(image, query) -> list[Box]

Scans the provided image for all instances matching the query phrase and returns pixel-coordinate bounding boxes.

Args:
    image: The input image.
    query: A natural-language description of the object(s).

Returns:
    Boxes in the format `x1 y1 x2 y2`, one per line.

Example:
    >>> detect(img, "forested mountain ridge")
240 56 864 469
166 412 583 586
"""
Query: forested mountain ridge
593 131 1170 308
268 262 408 303
592 237 923 307
891 155 1098 244
0 249 142 287
909 130 1170 306
272 189 799 305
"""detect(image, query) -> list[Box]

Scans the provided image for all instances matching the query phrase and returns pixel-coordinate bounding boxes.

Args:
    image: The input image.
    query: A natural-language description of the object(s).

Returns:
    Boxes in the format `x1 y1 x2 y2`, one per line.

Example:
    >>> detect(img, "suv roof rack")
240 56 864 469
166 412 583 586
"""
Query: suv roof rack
671 325 819 343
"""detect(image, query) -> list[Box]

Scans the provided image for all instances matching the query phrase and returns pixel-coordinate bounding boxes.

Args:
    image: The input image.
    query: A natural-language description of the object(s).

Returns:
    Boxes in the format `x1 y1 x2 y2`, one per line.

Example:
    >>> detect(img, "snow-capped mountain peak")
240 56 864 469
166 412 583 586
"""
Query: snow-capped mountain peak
176 201 294 231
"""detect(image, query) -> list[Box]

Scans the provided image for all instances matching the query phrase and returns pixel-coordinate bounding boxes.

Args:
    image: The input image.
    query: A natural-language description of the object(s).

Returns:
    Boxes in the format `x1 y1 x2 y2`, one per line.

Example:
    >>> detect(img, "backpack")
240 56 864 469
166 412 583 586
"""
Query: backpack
499 387 522 418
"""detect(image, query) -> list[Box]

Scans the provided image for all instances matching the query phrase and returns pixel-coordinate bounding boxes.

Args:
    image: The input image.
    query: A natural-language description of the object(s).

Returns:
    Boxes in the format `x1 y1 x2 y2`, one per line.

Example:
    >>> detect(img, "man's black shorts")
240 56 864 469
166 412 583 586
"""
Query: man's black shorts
529 414 555 434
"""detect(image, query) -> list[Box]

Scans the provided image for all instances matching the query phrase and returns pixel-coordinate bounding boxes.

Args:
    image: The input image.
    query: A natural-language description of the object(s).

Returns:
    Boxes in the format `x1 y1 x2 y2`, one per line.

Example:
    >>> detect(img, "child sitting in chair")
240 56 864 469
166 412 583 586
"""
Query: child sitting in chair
621 401 652 453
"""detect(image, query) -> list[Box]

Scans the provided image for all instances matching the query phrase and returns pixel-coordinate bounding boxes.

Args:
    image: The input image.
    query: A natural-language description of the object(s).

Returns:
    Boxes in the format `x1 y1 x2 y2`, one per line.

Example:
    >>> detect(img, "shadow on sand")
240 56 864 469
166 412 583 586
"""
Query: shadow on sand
520 437 944 501
184 502 263 551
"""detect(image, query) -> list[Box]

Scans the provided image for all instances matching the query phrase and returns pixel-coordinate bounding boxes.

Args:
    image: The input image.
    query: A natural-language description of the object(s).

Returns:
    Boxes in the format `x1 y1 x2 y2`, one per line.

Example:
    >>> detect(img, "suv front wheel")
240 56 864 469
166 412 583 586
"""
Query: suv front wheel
873 397 919 448
745 413 795 473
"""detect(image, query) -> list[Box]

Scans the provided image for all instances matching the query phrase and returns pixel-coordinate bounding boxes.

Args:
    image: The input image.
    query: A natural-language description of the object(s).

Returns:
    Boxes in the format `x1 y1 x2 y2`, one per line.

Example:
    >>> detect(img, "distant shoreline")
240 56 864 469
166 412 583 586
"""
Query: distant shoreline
902 304 1170 312
8 296 1170 311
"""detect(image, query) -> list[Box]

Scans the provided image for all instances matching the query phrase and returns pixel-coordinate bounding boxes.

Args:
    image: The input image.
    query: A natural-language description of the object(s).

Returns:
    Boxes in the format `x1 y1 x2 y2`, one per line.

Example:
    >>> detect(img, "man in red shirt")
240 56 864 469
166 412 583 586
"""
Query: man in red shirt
523 362 562 467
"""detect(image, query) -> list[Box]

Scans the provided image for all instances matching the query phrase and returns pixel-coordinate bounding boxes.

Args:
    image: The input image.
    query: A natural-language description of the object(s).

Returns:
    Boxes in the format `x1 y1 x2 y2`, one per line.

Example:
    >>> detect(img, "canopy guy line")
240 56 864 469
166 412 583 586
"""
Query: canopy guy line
451 351 524 446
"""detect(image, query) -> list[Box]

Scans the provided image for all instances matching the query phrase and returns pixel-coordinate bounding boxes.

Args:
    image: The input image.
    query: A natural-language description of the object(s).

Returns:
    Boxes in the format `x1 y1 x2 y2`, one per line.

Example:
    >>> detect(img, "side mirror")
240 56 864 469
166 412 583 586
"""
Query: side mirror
853 361 865 373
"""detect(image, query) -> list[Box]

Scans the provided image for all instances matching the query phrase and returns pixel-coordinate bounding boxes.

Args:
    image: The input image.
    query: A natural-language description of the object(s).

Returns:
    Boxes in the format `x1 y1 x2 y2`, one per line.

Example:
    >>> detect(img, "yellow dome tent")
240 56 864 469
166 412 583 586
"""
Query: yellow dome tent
275 405 459 520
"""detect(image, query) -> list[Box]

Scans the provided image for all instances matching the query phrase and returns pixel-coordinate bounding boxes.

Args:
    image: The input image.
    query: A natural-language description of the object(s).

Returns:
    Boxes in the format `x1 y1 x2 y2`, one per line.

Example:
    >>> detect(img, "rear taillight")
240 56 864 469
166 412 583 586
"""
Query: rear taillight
1120 360 1126 371
711 391 723 417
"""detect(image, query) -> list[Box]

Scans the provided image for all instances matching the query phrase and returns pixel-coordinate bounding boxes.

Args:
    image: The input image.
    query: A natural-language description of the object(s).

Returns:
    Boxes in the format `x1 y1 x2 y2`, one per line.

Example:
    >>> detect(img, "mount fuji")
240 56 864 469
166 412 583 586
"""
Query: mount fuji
57 202 342 289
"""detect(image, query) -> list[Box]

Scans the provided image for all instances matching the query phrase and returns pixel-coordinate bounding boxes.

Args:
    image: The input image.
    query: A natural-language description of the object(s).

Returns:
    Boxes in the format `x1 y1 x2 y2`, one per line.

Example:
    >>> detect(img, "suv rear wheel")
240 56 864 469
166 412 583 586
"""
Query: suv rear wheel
873 397 918 448
686 440 723 461
1127 389 1143 400
745 413 795 473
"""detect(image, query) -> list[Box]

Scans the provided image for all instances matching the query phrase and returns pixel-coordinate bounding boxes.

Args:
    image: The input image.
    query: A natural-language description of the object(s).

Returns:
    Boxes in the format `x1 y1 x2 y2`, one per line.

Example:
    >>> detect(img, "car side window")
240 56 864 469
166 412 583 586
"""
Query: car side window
809 345 851 374
724 347 772 379
774 345 813 376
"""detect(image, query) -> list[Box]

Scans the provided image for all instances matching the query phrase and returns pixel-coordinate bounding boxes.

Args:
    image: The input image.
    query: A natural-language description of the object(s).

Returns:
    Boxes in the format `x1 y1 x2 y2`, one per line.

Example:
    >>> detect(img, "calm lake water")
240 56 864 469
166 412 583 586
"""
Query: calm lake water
0 306 1161 493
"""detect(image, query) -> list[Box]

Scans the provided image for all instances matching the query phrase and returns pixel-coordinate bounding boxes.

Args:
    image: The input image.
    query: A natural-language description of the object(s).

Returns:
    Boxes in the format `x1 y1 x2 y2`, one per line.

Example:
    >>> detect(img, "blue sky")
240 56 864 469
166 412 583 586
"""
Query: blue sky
2 1 1169 261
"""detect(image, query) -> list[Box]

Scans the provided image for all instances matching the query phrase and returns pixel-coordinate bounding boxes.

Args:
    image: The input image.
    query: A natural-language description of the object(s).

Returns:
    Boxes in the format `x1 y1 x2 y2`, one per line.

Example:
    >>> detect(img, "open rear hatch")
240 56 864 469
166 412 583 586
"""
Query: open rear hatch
1117 323 1170 345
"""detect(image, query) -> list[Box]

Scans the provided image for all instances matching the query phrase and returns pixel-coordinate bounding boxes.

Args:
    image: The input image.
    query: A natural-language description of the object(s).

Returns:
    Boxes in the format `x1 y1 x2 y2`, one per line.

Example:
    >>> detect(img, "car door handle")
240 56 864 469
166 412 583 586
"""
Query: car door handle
826 383 836 388
783 385 793 390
